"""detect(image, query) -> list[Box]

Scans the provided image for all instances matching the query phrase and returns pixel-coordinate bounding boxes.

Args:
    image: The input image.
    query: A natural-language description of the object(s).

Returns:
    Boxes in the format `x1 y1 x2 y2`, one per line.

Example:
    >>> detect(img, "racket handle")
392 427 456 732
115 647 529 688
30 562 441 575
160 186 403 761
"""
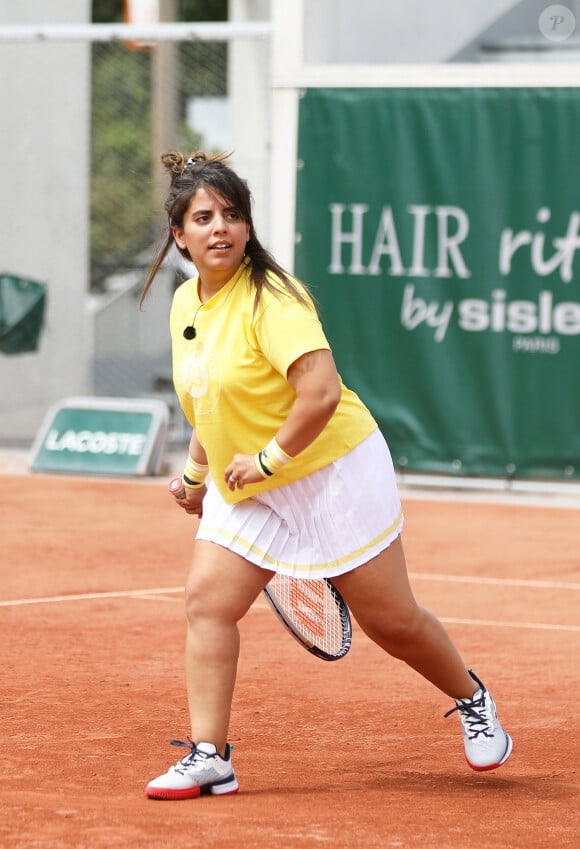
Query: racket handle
169 477 186 498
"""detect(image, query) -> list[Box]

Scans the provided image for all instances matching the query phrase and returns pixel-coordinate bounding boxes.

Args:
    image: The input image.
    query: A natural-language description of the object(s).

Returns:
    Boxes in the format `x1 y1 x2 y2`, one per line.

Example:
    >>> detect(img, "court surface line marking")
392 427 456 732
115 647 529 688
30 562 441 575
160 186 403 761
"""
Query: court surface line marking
1 583 578 632
0 586 185 607
439 617 580 633
4 570 576 609
2 571 579 607
409 573 580 591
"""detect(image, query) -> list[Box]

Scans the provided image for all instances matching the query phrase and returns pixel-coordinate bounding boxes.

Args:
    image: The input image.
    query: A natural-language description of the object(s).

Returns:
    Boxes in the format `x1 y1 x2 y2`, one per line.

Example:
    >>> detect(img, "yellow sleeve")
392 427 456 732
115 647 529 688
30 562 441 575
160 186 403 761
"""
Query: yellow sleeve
254 291 331 377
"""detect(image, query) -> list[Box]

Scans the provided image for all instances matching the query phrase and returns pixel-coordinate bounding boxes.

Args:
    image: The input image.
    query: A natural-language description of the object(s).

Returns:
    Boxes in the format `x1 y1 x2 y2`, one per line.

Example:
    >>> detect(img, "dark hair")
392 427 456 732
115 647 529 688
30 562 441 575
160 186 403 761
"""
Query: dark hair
140 151 309 310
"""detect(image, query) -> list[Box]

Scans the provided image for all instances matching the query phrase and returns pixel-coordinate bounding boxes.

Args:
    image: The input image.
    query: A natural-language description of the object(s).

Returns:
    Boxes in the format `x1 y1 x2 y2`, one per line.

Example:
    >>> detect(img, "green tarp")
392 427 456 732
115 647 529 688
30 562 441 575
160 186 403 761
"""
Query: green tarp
0 273 46 354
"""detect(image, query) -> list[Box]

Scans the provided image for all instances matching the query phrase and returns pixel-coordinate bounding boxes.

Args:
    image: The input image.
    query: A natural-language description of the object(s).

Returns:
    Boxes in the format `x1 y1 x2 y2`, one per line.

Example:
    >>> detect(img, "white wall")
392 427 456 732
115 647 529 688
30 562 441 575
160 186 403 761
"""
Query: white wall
0 0 92 443
229 0 272 249
303 0 519 64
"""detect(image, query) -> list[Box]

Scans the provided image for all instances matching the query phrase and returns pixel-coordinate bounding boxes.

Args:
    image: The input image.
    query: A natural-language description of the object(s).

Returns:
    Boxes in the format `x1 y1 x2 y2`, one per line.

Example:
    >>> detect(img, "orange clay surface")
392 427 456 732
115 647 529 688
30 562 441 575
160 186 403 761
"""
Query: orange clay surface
0 473 579 849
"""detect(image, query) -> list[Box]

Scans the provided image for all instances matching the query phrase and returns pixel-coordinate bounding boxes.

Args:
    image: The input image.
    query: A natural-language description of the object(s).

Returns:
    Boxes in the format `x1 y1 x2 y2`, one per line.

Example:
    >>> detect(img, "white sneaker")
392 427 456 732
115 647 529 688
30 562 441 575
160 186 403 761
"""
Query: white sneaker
446 670 513 772
146 740 239 800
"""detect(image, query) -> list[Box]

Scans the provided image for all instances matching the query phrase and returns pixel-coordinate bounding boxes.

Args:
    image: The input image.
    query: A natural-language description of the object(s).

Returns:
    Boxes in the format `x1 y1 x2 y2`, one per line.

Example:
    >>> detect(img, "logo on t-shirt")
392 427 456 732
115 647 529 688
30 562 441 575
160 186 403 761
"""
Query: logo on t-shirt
181 336 221 415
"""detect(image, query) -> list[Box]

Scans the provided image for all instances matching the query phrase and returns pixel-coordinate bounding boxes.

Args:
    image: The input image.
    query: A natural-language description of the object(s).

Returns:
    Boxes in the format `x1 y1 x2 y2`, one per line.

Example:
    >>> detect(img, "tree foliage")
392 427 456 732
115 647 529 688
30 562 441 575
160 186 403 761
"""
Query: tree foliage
90 0 227 288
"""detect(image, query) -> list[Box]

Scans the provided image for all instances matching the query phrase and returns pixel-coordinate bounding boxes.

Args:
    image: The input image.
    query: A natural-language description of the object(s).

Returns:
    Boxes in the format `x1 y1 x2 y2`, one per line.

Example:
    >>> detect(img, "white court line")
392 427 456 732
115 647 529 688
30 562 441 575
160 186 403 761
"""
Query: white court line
441 617 580 633
409 573 580 591
2 573 577 607
0 586 184 608
129 593 183 603
0 582 578 632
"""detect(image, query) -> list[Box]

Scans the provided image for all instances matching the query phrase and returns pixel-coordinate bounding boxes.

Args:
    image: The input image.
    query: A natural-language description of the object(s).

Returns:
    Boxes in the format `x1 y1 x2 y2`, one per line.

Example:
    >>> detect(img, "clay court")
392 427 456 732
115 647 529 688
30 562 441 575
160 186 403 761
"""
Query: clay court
1 470 578 849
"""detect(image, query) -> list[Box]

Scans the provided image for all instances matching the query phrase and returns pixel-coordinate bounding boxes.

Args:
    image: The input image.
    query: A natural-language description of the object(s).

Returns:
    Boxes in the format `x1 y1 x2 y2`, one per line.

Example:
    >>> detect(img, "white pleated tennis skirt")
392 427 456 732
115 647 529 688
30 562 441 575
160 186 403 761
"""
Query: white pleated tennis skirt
196 428 403 580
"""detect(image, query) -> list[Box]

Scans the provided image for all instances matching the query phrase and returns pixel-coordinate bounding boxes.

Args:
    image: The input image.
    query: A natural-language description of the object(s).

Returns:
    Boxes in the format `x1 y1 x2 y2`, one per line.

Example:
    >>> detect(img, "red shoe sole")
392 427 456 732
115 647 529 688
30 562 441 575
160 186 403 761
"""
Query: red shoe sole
465 734 513 772
146 784 240 800
146 786 202 800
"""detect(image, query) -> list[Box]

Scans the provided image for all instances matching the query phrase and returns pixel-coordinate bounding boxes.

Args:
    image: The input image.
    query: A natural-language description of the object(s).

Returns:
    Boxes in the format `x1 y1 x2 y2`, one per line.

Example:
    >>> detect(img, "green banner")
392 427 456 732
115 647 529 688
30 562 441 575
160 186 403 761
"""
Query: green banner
295 88 580 480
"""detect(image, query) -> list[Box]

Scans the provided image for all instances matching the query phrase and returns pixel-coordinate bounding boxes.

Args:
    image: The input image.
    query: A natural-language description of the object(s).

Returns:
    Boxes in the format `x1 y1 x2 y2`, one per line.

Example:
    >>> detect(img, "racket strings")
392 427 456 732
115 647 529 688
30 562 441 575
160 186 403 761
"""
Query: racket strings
268 575 346 655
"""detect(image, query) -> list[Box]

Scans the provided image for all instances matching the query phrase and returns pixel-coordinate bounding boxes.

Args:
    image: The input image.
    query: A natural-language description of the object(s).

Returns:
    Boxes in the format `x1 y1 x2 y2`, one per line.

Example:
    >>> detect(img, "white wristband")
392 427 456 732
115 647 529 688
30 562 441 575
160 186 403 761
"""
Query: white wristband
254 438 292 478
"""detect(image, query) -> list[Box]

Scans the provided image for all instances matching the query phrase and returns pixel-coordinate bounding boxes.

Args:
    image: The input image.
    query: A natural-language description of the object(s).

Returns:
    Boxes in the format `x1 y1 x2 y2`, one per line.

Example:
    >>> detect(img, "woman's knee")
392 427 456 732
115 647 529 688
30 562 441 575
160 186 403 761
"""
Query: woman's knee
184 574 211 626
184 545 270 626
357 603 426 656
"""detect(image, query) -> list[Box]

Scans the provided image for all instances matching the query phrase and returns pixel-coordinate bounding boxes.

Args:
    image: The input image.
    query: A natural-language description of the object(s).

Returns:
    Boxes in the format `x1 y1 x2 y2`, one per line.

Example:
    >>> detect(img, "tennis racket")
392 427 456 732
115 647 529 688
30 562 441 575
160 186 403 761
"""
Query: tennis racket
263 574 352 661
169 478 352 661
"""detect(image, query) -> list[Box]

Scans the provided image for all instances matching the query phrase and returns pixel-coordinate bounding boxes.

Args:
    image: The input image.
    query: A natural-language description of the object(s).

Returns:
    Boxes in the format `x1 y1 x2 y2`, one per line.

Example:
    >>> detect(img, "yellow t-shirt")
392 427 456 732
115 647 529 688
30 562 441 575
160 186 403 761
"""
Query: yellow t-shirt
170 260 377 503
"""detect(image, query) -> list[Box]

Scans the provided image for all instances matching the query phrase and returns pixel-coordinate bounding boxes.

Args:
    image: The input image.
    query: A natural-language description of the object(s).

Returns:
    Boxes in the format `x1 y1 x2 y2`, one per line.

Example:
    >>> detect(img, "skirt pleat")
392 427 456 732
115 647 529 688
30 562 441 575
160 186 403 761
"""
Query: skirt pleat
196 428 403 579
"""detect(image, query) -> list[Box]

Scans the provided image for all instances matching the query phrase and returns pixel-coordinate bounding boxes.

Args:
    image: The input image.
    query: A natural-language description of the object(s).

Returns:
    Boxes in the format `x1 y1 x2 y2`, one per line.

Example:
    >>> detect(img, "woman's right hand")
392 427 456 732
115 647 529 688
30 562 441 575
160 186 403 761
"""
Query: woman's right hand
173 484 206 517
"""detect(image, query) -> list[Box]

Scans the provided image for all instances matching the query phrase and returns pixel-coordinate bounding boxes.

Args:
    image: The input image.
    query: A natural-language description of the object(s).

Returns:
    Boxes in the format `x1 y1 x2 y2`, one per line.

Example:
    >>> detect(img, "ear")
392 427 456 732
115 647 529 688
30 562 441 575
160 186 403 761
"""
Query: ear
172 226 187 250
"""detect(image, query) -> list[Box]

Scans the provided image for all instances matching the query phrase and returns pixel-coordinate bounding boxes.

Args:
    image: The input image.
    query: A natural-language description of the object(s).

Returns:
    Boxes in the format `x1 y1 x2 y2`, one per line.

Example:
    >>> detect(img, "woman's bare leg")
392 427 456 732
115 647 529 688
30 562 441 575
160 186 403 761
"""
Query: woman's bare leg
184 540 273 753
332 535 476 700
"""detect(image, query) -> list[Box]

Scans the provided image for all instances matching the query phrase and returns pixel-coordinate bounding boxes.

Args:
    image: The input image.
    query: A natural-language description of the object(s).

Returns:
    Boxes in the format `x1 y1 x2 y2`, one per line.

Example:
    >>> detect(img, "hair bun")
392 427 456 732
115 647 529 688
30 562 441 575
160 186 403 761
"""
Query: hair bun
160 151 186 178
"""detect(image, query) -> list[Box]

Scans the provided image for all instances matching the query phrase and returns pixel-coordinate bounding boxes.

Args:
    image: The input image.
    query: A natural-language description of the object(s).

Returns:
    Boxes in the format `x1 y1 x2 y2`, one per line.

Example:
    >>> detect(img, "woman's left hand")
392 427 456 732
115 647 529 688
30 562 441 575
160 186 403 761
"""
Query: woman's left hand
224 454 263 491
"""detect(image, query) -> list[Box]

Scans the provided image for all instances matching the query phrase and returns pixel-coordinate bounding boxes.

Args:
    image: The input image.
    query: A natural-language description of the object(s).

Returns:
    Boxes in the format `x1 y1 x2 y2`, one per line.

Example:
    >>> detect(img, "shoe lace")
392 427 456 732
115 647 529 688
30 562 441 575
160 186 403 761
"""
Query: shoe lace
444 690 495 739
169 738 229 774
169 738 205 771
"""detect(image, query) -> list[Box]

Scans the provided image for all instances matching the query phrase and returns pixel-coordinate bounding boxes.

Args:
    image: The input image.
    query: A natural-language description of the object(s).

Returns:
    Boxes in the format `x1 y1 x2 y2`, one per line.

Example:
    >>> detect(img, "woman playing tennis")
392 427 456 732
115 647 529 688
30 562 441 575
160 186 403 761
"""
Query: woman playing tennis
141 152 512 800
